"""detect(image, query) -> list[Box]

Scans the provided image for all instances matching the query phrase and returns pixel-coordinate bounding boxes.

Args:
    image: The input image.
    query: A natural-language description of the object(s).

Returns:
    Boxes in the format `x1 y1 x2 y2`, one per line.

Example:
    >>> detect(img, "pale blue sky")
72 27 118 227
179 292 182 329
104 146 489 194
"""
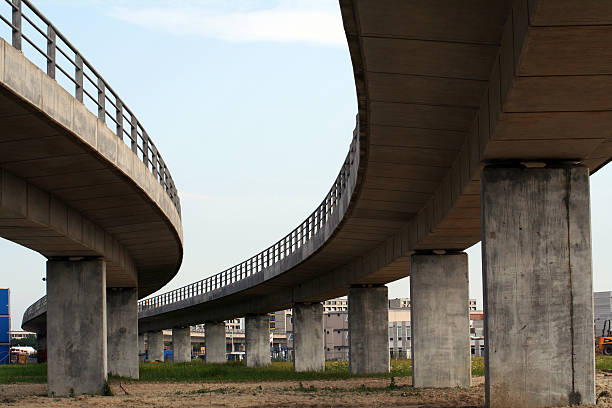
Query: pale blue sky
2 1 611 329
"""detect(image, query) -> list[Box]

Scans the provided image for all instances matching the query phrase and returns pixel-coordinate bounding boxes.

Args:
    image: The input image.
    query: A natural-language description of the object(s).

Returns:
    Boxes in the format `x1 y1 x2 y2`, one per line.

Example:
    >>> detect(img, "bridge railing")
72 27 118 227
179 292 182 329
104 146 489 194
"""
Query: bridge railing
138 123 360 313
0 0 180 213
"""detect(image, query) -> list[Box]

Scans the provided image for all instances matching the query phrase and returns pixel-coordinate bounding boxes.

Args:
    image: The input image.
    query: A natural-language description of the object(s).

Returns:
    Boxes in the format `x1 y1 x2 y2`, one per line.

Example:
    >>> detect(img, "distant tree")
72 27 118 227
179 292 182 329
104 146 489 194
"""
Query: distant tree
10 335 37 348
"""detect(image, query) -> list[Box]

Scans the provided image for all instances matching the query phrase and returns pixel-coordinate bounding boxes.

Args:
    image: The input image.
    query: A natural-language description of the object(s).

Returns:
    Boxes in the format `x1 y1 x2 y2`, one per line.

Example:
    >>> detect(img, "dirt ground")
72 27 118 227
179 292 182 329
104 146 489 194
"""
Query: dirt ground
2 373 612 407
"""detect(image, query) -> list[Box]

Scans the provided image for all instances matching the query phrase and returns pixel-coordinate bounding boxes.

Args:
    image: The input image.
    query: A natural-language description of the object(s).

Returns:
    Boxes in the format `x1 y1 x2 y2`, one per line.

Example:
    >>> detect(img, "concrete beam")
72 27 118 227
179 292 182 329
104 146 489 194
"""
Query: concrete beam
245 314 270 367
205 322 226 363
348 286 389 374
293 303 324 372
410 253 471 388
107 287 138 379
147 330 164 362
481 166 595 407
47 259 107 396
172 327 191 363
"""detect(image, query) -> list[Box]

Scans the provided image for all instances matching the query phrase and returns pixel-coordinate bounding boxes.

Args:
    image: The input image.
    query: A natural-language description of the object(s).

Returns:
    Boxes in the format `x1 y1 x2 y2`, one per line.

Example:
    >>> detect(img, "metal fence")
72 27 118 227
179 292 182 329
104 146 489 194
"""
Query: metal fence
0 0 180 213
139 124 360 312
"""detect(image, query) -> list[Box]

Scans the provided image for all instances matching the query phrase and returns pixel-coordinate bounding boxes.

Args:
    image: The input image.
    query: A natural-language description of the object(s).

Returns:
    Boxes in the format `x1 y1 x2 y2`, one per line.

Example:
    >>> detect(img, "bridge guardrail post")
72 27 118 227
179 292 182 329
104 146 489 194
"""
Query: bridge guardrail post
97 78 105 121
75 53 83 102
11 0 21 50
46 25 55 78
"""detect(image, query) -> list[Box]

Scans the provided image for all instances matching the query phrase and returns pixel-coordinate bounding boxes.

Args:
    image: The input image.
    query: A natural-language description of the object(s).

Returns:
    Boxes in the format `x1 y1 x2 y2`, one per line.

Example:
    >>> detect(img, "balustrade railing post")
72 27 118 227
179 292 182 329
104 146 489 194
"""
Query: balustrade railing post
97 78 105 121
75 54 83 102
46 26 56 79
11 0 21 51
116 99 123 139
142 131 149 167
130 116 138 153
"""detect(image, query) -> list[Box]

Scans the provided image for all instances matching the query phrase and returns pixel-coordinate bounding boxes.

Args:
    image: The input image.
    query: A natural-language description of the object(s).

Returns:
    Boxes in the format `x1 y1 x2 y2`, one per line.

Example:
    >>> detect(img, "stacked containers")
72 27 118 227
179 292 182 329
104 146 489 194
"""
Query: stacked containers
0 289 9 364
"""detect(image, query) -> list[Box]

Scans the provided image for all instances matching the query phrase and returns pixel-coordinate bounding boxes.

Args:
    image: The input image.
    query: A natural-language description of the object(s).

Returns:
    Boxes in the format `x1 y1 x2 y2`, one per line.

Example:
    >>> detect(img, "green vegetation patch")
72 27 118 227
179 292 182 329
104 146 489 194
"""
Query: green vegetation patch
0 363 46 384
137 360 408 382
7 356 612 385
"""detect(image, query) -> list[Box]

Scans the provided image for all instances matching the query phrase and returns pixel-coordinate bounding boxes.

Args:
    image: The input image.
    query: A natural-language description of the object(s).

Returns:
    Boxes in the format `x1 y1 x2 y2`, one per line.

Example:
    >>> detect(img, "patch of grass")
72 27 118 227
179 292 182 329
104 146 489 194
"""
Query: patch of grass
137 360 411 383
0 363 46 384
287 377 419 395
596 355 612 370
189 386 236 394
471 357 485 377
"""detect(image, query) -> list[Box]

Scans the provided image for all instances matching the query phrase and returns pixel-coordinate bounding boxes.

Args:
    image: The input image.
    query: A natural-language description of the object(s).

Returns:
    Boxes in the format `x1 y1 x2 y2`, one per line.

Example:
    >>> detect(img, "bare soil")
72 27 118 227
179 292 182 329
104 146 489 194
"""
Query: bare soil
1 373 612 407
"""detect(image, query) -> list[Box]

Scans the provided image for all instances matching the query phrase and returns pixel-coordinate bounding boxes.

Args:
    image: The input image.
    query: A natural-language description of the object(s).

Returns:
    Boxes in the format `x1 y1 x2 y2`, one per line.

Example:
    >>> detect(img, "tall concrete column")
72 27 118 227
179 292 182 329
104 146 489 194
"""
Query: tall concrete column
138 333 146 362
47 259 107 396
36 334 47 363
245 314 270 367
205 321 226 363
293 303 324 372
147 330 164 362
107 287 138 379
482 166 595 407
172 327 191 363
348 286 389 374
410 253 471 388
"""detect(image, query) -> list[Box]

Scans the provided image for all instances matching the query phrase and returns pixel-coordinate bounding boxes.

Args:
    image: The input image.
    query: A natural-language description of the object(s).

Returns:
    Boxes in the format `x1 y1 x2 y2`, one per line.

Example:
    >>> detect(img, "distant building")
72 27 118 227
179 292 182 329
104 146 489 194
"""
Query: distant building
595 291 612 337
323 298 348 312
324 311 348 360
8 331 36 341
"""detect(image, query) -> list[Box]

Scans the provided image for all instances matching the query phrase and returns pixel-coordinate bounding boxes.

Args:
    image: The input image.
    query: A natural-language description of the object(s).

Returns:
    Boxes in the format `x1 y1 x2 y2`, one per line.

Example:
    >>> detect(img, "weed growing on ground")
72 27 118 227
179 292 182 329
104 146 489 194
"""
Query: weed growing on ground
189 387 236 395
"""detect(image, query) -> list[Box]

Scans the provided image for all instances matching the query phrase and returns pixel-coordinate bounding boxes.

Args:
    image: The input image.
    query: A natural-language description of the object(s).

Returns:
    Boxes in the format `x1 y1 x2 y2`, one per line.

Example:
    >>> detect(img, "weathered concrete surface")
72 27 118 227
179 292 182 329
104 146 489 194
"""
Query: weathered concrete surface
293 303 324 372
47 259 107 396
138 333 146 363
172 327 191 363
147 331 164 362
348 286 389 374
482 166 595 408
205 322 226 363
410 253 470 388
245 314 270 367
107 288 138 379
0 37 183 297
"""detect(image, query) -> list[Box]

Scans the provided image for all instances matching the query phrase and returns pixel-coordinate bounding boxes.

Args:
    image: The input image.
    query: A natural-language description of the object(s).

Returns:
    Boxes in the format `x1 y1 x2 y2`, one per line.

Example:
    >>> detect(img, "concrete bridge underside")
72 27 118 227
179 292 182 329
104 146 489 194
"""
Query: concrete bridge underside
138 0 611 329
22 1 611 406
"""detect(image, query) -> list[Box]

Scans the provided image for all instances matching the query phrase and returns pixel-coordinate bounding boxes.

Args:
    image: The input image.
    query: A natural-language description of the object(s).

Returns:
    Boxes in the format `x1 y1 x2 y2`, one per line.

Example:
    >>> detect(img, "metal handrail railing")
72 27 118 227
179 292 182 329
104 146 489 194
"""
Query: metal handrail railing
0 0 180 213
138 122 360 313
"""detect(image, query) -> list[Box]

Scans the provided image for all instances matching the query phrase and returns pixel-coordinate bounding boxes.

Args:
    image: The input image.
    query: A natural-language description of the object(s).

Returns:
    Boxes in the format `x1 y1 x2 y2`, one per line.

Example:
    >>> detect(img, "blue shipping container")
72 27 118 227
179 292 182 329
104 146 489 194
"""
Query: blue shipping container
0 345 9 365
0 289 8 315
0 316 8 343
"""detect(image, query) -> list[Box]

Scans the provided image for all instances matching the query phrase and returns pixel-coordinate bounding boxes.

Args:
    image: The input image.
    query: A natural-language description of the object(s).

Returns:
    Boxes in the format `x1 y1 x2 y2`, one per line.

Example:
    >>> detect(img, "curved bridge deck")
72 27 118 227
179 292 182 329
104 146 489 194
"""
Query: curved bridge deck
24 0 612 332
0 0 183 296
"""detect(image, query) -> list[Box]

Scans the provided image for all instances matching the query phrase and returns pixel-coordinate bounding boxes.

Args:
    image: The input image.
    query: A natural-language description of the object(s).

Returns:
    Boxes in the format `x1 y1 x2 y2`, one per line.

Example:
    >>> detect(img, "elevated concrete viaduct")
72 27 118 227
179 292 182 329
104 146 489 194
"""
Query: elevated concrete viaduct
22 1 612 406
2 0 183 397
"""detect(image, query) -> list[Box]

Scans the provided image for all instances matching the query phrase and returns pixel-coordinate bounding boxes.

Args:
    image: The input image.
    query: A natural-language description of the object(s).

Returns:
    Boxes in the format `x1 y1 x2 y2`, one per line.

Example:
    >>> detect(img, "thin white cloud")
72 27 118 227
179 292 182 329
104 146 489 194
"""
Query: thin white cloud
106 0 346 47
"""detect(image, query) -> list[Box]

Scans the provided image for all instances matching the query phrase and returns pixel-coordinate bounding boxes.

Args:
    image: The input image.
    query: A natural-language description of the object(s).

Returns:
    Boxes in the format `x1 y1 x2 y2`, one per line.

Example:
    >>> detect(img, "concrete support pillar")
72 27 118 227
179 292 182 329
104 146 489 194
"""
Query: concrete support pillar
482 166 595 407
348 286 389 374
172 327 191 363
138 333 146 363
47 259 107 396
410 253 471 388
36 334 47 363
245 314 270 367
205 322 226 363
107 287 138 379
292 303 324 372
147 330 164 362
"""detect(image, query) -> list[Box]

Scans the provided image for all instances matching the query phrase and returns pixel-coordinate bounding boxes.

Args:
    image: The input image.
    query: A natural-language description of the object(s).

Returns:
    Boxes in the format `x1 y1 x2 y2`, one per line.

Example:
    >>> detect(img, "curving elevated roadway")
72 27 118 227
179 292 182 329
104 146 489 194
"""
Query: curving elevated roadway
23 1 612 406
2 0 182 396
